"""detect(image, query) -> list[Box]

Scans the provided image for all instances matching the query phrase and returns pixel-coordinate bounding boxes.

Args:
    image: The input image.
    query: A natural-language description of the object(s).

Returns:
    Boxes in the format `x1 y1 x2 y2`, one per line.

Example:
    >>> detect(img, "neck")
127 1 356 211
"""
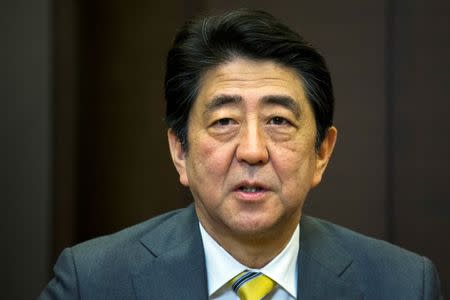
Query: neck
199 216 300 269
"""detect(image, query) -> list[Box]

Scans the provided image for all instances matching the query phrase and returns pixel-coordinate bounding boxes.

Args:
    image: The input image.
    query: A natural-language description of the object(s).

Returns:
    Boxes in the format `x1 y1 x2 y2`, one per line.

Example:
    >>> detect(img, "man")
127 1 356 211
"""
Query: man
39 9 442 299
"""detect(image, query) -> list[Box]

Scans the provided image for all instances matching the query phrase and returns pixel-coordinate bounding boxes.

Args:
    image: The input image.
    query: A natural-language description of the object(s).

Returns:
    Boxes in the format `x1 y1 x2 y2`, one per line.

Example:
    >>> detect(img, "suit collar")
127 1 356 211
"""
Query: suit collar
131 207 364 299
132 205 208 300
297 216 364 299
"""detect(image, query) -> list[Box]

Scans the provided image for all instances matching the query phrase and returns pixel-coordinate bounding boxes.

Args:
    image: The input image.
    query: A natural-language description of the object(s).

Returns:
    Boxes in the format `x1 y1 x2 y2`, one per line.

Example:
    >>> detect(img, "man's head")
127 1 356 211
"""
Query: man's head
165 9 334 151
166 9 337 246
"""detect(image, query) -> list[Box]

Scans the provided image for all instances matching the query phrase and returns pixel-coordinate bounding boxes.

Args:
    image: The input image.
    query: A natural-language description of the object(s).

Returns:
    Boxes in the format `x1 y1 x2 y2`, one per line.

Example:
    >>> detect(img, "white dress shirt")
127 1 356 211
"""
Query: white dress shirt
199 222 299 300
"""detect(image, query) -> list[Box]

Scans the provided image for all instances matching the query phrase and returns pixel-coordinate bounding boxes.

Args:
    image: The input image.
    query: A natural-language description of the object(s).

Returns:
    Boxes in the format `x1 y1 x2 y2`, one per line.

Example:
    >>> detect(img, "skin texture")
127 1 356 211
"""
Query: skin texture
168 58 337 268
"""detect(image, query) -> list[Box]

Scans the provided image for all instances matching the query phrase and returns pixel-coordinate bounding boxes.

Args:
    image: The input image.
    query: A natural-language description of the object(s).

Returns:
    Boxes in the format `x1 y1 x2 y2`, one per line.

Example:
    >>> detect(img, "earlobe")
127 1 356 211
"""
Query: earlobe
167 129 189 186
311 126 337 188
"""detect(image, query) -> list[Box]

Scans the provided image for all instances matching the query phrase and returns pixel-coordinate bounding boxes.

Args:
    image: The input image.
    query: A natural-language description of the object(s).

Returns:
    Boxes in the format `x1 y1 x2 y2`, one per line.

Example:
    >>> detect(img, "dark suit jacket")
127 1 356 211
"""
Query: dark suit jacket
39 205 442 299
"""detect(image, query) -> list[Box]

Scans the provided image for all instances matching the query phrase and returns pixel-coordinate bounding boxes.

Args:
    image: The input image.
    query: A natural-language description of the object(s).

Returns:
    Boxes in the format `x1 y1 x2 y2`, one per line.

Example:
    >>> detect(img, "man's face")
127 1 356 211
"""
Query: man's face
169 58 336 241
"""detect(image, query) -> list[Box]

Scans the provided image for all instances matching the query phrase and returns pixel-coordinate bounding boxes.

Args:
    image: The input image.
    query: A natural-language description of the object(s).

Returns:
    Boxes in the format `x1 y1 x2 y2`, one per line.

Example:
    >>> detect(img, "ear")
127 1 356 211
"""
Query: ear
167 129 189 186
311 126 337 188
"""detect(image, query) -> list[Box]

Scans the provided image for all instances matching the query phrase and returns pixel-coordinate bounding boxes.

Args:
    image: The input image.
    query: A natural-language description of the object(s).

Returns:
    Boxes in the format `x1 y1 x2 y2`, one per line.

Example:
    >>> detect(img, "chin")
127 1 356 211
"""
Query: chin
228 216 281 237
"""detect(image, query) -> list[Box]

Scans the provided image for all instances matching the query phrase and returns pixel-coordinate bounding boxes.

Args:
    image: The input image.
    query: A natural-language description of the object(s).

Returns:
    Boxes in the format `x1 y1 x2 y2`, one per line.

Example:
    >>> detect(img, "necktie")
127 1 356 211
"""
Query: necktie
230 270 276 300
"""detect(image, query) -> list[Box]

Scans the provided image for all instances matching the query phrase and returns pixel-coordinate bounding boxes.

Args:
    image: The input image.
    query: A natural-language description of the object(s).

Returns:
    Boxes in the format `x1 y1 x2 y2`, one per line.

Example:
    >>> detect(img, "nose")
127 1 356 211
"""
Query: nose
235 124 269 165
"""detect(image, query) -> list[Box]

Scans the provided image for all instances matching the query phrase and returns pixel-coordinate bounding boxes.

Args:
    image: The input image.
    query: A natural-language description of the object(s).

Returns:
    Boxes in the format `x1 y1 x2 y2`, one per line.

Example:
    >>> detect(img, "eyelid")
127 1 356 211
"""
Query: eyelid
267 115 296 126
210 117 238 127
272 118 301 134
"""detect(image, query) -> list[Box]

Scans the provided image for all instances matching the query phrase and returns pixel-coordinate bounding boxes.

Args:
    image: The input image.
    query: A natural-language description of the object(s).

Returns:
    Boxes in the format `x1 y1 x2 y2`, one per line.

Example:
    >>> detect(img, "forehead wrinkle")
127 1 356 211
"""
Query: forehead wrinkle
261 95 301 118
212 77 292 89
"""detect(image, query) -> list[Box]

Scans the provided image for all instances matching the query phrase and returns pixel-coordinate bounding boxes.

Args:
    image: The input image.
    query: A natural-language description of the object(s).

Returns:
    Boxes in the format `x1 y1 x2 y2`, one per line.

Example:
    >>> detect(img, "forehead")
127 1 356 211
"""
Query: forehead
195 58 307 107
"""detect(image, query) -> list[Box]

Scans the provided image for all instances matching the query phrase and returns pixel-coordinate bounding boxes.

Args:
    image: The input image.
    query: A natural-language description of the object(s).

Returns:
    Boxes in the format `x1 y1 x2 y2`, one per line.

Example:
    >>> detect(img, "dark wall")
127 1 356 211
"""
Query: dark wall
391 0 450 294
75 0 190 242
2 1 51 299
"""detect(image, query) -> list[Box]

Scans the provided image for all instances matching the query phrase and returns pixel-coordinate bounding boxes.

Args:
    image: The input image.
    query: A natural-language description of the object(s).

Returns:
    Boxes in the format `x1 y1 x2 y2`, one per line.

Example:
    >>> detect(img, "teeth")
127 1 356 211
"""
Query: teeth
240 186 261 193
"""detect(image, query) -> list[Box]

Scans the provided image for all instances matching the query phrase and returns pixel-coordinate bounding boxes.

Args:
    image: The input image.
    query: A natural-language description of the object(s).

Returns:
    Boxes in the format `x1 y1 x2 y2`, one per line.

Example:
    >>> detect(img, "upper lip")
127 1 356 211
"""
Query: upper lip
233 180 270 191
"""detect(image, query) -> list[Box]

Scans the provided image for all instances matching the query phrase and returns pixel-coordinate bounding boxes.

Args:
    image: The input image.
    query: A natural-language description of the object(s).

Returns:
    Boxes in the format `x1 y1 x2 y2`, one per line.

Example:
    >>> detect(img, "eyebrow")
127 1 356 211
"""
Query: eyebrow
261 95 301 118
203 94 301 118
204 94 242 114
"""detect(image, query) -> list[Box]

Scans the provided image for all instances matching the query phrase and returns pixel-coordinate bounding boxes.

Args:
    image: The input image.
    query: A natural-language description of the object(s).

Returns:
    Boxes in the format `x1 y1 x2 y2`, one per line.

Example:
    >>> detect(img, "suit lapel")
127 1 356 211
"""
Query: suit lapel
132 205 208 300
297 216 364 299
130 208 364 299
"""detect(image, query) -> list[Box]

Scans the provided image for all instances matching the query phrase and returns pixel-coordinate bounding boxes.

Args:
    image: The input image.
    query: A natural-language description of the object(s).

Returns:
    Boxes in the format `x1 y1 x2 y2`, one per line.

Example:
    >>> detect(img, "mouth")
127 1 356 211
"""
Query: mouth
233 182 269 201
237 186 266 193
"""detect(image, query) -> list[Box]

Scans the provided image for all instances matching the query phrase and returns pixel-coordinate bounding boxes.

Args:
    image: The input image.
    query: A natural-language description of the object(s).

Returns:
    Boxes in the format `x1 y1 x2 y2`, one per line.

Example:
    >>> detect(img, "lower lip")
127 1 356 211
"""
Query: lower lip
233 189 268 201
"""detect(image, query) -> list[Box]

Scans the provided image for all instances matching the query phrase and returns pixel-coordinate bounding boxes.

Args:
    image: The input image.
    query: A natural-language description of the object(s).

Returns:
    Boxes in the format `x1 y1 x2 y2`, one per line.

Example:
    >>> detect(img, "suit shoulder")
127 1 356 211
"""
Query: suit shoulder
302 216 425 271
43 206 197 299
301 216 442 298
68 207 191 274
73 207 184 252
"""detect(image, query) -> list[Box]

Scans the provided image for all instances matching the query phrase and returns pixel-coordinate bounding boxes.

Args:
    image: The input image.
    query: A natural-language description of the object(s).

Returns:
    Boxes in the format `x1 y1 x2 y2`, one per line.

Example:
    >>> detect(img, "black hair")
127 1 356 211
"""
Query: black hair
165 9 334 150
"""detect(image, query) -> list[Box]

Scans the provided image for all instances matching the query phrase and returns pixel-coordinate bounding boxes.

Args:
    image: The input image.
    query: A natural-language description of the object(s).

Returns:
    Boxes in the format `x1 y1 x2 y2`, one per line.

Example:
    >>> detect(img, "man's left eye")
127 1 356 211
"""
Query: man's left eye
268 116 290 125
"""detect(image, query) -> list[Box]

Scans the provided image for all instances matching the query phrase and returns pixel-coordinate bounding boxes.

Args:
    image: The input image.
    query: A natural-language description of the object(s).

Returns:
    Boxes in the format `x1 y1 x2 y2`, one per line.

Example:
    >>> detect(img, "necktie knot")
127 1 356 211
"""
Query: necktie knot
229 270 276 300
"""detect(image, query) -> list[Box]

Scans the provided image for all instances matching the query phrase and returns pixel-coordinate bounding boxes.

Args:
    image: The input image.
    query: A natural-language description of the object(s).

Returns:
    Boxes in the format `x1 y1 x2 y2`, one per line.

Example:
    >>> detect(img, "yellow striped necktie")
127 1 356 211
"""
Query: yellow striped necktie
229 270 276 300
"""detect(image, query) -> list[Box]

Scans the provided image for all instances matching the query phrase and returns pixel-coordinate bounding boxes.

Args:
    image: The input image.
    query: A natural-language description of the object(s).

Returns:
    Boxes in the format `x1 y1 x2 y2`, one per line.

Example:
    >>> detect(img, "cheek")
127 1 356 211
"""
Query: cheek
270 140 317 195
187 135 234 183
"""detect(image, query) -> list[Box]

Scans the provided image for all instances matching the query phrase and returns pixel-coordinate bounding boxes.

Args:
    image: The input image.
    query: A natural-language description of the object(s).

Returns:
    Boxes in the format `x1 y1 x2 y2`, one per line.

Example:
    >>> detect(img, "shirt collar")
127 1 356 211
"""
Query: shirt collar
199 222 299 298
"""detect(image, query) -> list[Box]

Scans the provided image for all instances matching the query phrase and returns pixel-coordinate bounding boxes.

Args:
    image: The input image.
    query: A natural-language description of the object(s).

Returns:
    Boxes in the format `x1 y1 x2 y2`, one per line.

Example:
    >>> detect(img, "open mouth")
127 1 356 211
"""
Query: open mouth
233 182 269 201
237 185 265 193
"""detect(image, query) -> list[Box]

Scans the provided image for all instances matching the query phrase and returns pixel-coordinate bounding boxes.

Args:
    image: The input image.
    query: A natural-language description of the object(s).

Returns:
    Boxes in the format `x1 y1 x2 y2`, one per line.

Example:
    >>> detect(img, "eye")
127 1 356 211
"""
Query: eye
268 116 291 126
212 118 237 127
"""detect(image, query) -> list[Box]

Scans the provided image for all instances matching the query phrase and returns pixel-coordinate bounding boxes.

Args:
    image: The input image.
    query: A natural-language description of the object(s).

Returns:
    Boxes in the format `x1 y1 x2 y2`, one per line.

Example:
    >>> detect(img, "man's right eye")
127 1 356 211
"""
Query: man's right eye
213 118 236 126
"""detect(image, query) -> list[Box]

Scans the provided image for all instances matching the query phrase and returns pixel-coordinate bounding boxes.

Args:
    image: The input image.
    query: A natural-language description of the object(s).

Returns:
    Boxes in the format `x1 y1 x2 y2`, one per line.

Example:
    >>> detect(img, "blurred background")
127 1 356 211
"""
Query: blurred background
2 0 450 298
